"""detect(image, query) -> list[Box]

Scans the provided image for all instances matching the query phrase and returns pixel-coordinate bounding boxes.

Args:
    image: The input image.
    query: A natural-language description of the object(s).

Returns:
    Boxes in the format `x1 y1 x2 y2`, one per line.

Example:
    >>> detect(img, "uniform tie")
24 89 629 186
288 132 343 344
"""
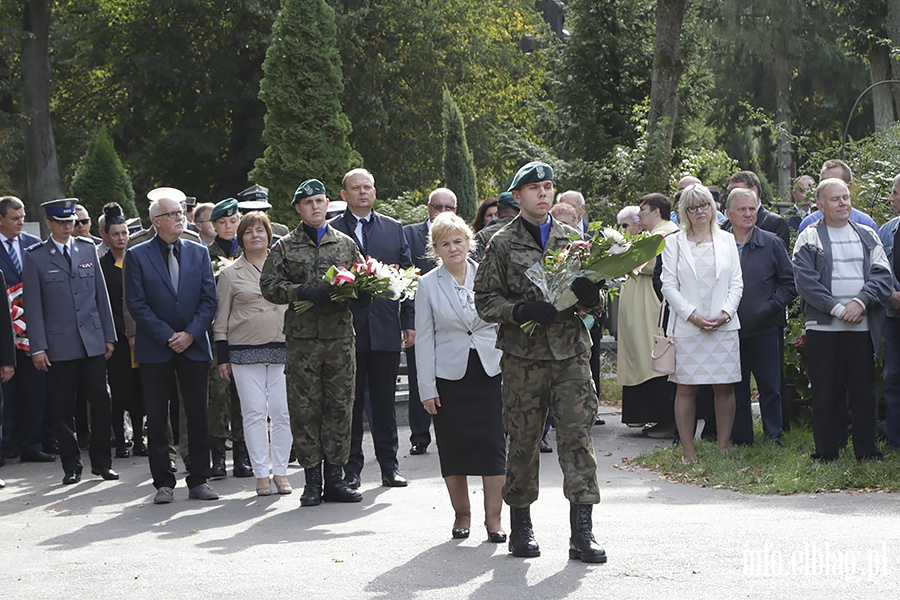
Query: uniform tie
63 244 71 267
6 239 20 275
168 244 179 291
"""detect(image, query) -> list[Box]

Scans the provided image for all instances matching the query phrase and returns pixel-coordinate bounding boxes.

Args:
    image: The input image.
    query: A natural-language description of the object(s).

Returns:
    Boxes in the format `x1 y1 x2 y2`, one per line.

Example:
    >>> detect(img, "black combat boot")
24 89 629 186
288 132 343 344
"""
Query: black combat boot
322 462 362 502
208 438 227 479
508 506 540 557
568 504 607 563
300 463 323 507
232 441 253 478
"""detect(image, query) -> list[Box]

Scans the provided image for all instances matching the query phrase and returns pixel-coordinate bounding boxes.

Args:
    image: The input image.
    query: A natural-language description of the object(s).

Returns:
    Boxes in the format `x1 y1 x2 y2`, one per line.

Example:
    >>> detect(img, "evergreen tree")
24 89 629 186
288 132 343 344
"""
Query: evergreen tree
70 126 137 232
251 0 359 226
442 88 478 222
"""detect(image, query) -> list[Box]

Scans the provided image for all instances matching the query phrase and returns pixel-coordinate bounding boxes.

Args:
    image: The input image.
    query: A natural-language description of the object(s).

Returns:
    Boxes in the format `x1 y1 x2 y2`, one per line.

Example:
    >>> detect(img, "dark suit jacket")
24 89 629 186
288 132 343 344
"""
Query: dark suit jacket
124 236 216 363
0 231 41 287
0 270 16 368
403 219 436 275
736 227 796 337
100 251 126 338
330 210 414 352
23 237 116 361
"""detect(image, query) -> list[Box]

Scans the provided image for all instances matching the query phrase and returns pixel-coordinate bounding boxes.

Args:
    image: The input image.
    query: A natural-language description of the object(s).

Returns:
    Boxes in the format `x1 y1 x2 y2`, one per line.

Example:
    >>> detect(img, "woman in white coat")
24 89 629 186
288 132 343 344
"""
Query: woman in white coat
661 184 743 462
415 212 506 542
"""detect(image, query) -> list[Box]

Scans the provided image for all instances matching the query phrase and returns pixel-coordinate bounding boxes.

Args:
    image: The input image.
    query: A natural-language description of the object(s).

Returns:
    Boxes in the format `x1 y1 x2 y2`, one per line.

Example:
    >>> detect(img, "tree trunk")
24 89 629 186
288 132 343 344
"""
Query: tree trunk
773 49 792 200
22 0 64 234
646 0 687 192
887 0 900 120
868 45 895 131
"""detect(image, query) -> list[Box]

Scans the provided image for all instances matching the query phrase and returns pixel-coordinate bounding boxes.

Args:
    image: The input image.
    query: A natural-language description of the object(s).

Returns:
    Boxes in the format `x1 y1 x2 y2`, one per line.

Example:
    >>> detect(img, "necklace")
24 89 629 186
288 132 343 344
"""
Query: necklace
690 236 711 246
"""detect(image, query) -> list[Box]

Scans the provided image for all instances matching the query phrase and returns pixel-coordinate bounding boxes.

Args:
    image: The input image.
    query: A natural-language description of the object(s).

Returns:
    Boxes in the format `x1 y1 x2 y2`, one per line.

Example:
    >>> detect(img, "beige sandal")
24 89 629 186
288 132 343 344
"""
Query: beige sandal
273 475 292 495
256 477 272 496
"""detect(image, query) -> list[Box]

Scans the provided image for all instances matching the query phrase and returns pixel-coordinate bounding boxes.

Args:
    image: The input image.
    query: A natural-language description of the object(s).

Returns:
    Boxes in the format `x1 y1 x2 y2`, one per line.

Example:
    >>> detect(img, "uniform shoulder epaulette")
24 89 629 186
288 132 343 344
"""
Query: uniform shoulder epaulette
24 240 43 253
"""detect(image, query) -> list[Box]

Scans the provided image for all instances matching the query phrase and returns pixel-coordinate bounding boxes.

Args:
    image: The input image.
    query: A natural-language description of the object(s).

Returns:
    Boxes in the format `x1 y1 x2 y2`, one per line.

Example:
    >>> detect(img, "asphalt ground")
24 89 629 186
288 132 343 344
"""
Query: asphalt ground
1 408 898 599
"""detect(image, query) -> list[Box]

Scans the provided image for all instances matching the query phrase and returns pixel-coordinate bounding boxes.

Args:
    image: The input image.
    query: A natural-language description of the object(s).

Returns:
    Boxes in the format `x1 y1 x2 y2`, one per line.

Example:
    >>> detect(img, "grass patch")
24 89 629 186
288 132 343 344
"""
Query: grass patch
631 424 898 494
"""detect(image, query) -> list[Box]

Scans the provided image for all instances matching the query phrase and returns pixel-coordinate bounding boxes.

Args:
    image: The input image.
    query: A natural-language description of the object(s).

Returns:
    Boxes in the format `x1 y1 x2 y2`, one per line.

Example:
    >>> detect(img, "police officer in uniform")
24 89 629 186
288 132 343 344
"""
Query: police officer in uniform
473 162 607 563
23 198 118 485
237 184 290 238
259 179 364 505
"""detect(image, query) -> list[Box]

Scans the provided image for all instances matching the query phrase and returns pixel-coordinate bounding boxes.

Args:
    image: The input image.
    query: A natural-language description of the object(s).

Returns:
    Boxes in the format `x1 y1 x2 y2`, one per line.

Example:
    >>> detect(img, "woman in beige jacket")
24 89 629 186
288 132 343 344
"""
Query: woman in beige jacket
214 212 290 496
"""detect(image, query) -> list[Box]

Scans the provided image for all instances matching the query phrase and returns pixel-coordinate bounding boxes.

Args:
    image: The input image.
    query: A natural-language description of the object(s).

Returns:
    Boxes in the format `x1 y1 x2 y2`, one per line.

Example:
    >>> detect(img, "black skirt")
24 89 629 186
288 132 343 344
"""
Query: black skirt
621 376 676 425
434 349 506 477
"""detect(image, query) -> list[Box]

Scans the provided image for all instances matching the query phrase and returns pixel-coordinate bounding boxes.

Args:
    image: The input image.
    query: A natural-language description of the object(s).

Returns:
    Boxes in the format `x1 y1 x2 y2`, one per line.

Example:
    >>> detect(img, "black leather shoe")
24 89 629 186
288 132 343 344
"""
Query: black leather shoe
91 467 120 481
300 464 323 507
409 444 427 455
322 463 362 502
232 441 254 478
452 528 470 539
168 459 178 473
381 470 408 487
20 450 56 463
62 470 82 485
115 446 131 459
208 439 227 479
568 504 607 563
486 529 508 543
539 437 553 453
594 418 606 426
344 472 361 489
133 441 149 457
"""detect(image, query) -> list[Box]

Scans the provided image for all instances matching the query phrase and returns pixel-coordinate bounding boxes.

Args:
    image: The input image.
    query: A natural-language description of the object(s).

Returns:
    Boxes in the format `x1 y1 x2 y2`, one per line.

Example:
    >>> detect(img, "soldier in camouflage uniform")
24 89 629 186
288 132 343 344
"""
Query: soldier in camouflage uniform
471 191 519 262
473 161 607 563
259 179 364 506
206 198 251 478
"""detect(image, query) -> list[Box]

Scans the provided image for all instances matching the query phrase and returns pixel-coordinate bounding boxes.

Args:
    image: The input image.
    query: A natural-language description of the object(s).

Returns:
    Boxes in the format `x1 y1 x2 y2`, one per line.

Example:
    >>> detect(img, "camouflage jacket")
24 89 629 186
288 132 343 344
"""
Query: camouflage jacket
473 214 596 360
471 216 514 262
259 224 363 340
208 237 243 262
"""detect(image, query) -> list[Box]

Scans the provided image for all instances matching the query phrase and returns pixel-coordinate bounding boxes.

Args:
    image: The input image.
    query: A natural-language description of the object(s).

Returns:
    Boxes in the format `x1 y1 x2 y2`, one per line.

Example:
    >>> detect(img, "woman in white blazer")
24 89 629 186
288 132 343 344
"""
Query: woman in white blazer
661 184 743 463
415 212 506 543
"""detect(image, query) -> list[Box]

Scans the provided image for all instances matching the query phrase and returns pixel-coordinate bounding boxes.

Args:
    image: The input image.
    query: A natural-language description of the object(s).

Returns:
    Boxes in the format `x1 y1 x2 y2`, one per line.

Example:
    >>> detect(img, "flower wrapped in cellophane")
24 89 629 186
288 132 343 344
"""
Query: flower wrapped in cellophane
292 257 419 314
520 230 666 335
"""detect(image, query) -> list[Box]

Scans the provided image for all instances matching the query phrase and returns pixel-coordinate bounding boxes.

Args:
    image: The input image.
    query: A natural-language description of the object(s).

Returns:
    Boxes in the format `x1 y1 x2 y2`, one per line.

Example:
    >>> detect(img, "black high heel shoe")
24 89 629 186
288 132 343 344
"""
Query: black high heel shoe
486 527 507 543
452 528 470 539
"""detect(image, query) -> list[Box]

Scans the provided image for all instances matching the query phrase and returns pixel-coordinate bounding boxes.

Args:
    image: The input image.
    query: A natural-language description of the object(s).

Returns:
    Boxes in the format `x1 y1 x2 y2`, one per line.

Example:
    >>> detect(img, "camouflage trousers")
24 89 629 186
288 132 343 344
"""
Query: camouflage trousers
286 336 356 469
208 340 243 442
500 351 600 507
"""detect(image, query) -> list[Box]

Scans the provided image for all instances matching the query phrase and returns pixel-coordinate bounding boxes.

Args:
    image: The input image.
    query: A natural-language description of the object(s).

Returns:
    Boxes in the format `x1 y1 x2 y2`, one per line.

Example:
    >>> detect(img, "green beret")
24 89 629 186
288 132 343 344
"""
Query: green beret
508 161 554 191
210 198 239 221
497 191 519 210
292 179 327 205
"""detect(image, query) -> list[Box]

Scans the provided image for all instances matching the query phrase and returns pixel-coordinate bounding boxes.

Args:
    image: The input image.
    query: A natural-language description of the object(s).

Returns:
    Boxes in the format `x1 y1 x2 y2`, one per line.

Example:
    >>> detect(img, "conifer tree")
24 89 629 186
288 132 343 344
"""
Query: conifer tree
70 126 137 232
251 0 359 225
442 88 477 222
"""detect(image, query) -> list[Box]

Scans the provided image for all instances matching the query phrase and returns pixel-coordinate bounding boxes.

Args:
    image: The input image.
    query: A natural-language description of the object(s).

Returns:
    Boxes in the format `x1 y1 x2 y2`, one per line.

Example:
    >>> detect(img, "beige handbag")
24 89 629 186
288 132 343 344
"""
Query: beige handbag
651 299 675 375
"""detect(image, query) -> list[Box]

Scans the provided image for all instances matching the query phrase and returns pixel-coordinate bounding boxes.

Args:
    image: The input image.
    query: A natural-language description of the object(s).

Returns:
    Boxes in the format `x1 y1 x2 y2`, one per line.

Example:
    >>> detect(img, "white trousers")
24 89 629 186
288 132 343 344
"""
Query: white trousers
231 363 291 478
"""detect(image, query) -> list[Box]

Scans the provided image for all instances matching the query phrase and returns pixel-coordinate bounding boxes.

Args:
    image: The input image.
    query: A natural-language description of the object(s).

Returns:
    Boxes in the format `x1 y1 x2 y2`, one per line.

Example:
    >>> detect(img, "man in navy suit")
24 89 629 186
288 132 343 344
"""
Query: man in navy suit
331 168 414 489
23 198 118 485
0 196 53 464
402 188 457 456
125 194 219 504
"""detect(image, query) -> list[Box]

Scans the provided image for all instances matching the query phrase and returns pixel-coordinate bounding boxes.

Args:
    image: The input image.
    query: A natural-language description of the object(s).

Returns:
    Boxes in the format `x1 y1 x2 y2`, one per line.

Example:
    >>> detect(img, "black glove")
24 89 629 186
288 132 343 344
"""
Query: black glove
296 285 331 309
513 301 558 326
354 289 373 308
571 277 602 309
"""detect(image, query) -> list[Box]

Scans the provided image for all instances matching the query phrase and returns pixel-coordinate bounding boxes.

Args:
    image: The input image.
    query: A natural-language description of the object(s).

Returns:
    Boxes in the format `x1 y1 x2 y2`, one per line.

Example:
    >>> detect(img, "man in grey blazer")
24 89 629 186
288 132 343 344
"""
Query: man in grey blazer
23 198 118 485
402 188 457 455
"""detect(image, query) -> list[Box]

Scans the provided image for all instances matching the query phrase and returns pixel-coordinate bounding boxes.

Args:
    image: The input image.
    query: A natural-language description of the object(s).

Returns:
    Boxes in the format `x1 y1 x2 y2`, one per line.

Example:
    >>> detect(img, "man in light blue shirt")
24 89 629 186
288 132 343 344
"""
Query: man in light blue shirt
798 159 877 232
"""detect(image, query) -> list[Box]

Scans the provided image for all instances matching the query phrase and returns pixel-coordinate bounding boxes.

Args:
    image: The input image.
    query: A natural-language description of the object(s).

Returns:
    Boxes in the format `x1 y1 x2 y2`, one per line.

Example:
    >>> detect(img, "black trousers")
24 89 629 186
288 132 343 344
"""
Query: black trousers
107 338 140 448
404 346 432 448
0 348 47 456
142 356 210 490
806 330 880 459
346 351 400 476
47 355 111 474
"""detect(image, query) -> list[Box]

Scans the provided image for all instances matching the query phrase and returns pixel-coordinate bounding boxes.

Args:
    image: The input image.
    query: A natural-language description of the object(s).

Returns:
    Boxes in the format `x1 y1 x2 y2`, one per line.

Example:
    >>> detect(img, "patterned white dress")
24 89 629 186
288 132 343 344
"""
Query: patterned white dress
670 242 741 385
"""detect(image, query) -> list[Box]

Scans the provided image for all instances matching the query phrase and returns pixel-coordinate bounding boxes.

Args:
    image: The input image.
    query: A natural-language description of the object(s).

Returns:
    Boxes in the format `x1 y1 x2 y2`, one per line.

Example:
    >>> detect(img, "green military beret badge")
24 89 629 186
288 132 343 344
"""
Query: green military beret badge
508 161 554 191
292 179 327 205
210 197 239 221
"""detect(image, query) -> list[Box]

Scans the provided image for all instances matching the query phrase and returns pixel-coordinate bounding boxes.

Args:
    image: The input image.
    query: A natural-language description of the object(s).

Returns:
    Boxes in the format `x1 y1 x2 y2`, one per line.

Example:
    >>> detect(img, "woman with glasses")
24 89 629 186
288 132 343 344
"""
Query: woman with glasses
660 184 743 463
617 197 679 439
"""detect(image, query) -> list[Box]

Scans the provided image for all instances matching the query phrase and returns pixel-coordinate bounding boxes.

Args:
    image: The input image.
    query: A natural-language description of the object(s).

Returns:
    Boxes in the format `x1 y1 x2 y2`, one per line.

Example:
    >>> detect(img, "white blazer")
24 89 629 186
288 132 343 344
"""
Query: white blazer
414 258 502 401
660 228 743 338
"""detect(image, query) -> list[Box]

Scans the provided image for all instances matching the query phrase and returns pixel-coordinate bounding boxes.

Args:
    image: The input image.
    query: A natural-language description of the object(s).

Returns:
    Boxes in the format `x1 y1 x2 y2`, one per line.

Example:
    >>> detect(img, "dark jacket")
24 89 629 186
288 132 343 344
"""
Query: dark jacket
723 205 791 251
735 227 796 337
403 219 436 275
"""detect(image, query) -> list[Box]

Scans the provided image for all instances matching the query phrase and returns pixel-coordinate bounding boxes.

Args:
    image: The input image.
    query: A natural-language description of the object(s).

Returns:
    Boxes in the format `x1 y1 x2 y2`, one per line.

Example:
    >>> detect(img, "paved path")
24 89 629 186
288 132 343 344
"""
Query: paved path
2 408 897 598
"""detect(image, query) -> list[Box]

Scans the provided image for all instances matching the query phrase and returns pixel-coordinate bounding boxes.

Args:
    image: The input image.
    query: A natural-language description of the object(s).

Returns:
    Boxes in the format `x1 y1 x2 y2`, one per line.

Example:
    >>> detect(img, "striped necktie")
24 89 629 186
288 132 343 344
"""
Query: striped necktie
6 239 20 275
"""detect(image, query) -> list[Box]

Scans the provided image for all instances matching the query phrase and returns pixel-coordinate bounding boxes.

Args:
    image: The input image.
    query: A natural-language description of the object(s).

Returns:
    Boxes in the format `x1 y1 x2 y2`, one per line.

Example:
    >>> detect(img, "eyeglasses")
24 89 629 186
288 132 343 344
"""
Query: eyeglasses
429 204 457 212
75 218 91 226
155 210 185 220
686 202 711 213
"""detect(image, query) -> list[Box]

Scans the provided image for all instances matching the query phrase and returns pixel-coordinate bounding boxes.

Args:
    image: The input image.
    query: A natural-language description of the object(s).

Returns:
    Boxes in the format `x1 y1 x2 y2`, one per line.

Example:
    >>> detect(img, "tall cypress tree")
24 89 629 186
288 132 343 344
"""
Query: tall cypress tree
442 88 477 222
251 0 359 225
70 126 137 232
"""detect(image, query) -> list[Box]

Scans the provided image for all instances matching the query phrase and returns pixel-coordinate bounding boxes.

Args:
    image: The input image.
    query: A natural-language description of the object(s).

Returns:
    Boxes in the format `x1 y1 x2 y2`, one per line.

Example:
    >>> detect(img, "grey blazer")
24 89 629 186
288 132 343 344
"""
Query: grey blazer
414 258 502 401
23 236 116 361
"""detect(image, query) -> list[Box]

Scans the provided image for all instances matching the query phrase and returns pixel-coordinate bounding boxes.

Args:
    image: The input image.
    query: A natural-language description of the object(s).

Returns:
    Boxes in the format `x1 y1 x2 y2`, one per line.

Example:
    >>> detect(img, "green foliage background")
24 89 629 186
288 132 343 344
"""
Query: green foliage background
69 126 138 233
441 89 478 222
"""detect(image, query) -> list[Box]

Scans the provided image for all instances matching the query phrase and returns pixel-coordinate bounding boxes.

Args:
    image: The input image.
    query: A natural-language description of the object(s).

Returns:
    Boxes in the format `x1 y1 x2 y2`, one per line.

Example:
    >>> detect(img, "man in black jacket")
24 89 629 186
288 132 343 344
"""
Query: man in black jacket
724 171 791 250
